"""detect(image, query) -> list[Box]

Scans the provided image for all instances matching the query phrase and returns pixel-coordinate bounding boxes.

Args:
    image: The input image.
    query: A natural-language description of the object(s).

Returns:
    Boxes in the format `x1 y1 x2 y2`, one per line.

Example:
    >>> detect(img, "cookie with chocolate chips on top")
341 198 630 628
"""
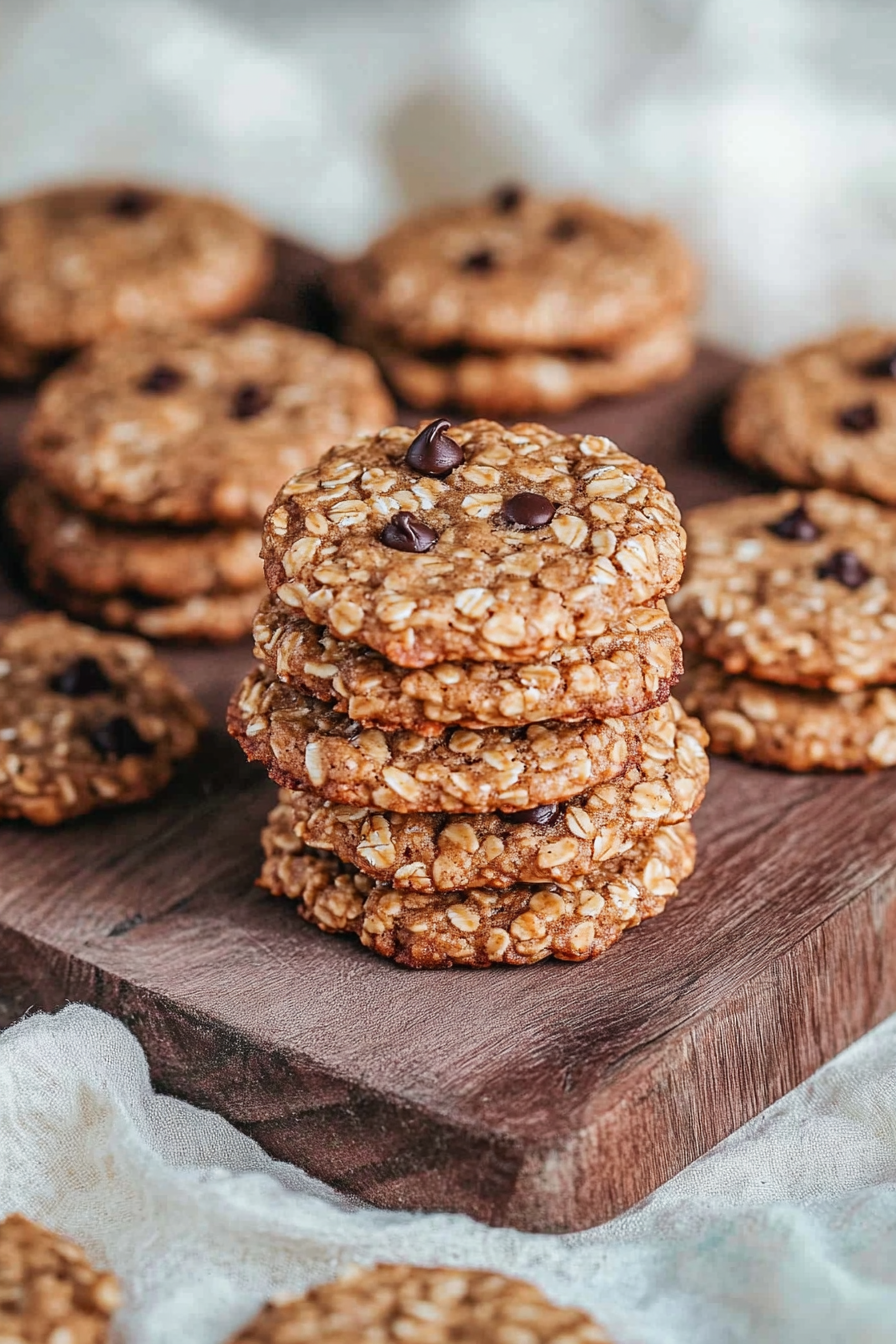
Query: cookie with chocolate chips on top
670 489 896 691
263 418 685 667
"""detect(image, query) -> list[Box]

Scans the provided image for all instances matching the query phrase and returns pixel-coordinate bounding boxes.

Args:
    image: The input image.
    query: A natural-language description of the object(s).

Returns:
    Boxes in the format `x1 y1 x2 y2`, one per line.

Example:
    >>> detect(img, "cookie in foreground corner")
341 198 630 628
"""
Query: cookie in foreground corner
0 1212 121 1342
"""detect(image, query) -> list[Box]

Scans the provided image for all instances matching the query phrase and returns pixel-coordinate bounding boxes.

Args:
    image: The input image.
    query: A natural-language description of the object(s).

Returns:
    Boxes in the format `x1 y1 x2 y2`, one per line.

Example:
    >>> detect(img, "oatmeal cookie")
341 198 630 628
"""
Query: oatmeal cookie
681 656 896 771
727 327 896 505
333 186 696 352
230 665 690 813
228 1263 611 1343
0 1213 121 1343
8 474 262 601
670 489 896 691
38 579 265 644
23 320 395 526
253 593 683 732
0 612 205 824
263 419 685 667
259 792 696 968
0 182 271 353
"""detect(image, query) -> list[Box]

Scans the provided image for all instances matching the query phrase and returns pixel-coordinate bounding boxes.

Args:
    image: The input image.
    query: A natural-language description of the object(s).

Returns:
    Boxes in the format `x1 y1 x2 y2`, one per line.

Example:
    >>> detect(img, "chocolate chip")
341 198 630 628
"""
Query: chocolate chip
462 249 495 272
89 716 154 760
230 382 271 420
549 216 581 242
380 511 439 553
138 364 183 394
862 346 896 379
498 803 562 826
107 188 153 219
51 656 112 697
405 419 464 477
767 503 821 542
816 549 871 589
838 401 878 432
502 492 556 529
493 183 524 213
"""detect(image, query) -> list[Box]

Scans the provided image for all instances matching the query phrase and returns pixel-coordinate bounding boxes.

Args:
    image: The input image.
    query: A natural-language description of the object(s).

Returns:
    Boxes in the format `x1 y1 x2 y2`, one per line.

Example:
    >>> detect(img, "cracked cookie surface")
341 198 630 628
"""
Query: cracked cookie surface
0 1213 121 1344
0 612 205 823
263 420 685 667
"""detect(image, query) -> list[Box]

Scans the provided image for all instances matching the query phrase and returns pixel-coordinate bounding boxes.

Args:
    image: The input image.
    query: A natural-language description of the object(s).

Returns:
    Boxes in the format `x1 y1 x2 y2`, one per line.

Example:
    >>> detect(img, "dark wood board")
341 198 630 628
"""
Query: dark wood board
2 240 895 1234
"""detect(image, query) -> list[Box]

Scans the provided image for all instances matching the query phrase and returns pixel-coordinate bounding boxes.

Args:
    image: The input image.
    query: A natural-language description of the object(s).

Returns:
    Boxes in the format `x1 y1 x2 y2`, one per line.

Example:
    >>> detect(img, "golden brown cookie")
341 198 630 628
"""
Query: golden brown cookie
229 664 694 813
37 578 265 644
0 612 205 824
669 489 896 691
727 328 896 505
263 419 685 667
680 656 896 771
260 790 696 968
8 474 262 601
0 182 271 353
333 186 696 352
23 320 395 527
253 592 683 732
0 1213 121 1343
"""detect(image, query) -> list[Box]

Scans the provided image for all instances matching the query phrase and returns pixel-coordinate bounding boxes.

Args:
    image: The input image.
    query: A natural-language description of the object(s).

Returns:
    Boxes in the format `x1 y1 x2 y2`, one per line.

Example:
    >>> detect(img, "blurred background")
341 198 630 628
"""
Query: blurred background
1 0 895 356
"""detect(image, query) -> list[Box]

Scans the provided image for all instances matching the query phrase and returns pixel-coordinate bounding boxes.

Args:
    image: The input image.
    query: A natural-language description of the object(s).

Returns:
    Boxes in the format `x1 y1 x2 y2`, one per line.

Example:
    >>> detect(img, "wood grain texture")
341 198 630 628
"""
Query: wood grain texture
2 240 895 1232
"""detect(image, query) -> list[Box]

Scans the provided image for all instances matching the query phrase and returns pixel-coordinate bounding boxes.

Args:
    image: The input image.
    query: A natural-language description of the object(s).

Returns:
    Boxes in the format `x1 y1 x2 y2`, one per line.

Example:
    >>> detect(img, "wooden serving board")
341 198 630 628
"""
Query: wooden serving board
2 241 896 1234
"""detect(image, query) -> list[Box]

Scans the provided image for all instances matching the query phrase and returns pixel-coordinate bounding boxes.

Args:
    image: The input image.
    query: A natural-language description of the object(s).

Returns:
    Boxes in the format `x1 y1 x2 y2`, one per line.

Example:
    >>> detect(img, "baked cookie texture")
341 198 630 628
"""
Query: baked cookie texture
41 580 267 645
669 489 896 692
0 182 271 355
23 320 395 527
0 612 205 824
263 420 685 667
228 1264 612 1343
727 327 896 505
0 1213 121 1342
260 791 695 968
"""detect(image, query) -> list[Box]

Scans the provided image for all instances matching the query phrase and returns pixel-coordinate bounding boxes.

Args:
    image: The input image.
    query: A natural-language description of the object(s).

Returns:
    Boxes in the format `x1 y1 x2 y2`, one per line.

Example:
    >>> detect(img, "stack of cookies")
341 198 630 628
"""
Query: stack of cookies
332 186 699 416
228 417 710 968
7 320 394 641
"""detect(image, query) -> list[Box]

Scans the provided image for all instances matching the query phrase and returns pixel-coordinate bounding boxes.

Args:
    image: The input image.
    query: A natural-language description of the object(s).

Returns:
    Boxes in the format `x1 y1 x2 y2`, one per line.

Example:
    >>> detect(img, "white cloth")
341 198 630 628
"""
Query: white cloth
1 1004 895 1343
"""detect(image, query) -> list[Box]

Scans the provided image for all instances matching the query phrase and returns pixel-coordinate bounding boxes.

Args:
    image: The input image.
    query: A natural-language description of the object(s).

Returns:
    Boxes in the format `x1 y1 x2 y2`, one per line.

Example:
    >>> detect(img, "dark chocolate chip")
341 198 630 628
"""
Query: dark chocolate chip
767 503 821 542
51 656 112 698
405 419 464 476
838 401 878 432
502 492 556 529
380 511 439 553
498 803 562 826
107 188 154 219
493 183 524 213
816 549 871 589
138 364 183 394
462 248 496 272
549 216 581 242
862 346 896 379
230 382 271 420
89 716 154 760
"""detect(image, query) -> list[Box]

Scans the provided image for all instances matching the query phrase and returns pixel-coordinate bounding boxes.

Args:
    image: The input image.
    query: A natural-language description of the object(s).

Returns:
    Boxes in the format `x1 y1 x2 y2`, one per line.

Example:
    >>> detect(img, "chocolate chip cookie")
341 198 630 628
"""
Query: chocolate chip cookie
333 186 696 352
253 593 683 732
670 489 896 691
0 1214 121 1343
681 656 896 771
263 419 685 667
230 664 693 813
260 790 696 968
0 182 271 355
284 694 706 889
727 328 896 505
23 321 395 526
228 1263 612 1343
0 612 206 823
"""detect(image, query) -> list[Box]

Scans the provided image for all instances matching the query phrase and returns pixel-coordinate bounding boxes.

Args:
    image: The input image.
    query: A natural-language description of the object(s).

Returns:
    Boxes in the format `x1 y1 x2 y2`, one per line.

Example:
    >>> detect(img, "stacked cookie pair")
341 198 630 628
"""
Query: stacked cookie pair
333 186 699 416
7 321 394 641
228 418 710 968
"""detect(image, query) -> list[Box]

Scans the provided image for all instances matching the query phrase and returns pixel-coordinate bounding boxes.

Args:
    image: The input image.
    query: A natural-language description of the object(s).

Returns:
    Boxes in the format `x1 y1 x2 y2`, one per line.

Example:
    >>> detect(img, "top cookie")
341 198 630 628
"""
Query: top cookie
263 419 685 667
333 186 696 351
0 182 271 353
670 489 896 691
23 321 396 526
